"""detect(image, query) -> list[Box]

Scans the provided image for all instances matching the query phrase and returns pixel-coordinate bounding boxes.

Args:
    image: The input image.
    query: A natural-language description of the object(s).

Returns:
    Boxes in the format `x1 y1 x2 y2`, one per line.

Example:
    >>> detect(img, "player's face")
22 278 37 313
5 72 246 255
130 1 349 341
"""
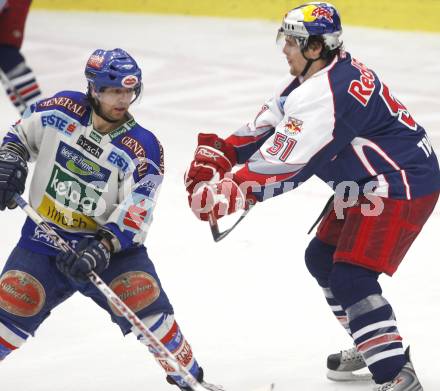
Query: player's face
96 87 134 121
282 36 306 76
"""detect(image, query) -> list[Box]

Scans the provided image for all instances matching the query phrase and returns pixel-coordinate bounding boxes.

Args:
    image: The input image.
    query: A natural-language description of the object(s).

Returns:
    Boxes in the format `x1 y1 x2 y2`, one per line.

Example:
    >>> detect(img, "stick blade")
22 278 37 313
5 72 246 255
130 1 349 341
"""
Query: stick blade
208 206 253 242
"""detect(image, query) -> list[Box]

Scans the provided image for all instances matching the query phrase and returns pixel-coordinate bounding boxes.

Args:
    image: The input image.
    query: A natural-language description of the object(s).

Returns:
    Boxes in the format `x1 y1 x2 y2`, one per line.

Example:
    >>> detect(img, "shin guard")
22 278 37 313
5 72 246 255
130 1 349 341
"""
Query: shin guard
133 313 200 389
0 319 29 360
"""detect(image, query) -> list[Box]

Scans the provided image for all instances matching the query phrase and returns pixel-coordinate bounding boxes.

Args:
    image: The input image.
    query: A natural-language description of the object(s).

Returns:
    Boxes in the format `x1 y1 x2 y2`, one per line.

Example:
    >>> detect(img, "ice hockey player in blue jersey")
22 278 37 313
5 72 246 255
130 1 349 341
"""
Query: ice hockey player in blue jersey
0 48 223 391
185 3 440 391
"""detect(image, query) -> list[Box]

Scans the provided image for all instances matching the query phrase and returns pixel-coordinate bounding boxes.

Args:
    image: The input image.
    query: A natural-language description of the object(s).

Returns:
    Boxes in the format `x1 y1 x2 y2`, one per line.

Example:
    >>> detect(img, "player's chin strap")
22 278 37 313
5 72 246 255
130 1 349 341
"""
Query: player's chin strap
11 194 210 391
87 91 120 124
299 37 333 78
300 52 322 78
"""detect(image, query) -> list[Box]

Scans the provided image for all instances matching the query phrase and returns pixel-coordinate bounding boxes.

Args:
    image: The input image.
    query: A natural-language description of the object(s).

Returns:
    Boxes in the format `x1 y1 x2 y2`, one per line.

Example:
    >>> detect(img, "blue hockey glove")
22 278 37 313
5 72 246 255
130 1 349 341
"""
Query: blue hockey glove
0 149 28 210
56 238 111 283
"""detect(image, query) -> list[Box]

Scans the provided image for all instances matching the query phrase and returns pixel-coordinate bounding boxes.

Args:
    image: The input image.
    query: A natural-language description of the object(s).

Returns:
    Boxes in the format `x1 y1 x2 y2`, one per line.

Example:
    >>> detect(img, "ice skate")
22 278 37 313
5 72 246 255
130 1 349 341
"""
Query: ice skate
177 380 225 391
198 381 226 391
375 362 422 391
168 367 226 391
375 348 423 391
327 346 372 381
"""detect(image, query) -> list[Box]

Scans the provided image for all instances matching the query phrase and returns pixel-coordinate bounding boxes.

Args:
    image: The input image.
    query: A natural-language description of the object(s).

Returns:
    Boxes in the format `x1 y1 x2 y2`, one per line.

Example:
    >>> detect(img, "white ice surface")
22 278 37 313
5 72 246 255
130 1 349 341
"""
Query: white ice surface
0 10 439 391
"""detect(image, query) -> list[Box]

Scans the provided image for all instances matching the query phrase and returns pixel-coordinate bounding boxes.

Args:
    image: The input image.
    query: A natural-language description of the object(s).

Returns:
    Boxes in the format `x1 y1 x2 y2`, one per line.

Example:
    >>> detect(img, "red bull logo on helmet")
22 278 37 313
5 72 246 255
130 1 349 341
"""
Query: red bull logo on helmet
121 75 139 88
311 6 334 22
301 4 334 23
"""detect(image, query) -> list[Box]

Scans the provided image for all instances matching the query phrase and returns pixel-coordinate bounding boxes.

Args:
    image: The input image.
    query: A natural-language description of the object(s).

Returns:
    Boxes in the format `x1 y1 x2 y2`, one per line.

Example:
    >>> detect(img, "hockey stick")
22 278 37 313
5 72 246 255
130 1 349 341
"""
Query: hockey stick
208 204 253 242
0 67 27 114
12 194 208 391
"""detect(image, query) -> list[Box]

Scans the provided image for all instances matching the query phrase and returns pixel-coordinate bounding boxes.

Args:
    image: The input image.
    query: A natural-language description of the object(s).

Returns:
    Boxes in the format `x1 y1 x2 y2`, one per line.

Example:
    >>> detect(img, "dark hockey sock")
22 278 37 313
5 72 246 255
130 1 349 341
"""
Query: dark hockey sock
347 297 406 383
330 263 406 384
304 237 351 334
3 62 42 114
322 286 351 335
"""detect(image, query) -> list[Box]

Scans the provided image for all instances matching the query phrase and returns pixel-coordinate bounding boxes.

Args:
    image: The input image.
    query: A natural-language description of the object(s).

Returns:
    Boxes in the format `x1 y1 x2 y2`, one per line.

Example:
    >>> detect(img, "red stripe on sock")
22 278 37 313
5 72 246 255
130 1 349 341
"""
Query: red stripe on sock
18 83 39 97
0 336 17 351
160 321 179 345
357 333 402 352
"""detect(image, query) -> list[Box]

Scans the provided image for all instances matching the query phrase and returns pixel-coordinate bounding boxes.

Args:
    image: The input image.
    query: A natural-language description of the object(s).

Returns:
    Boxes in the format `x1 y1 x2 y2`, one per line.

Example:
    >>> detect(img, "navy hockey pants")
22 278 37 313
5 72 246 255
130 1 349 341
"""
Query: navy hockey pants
0 245 173 336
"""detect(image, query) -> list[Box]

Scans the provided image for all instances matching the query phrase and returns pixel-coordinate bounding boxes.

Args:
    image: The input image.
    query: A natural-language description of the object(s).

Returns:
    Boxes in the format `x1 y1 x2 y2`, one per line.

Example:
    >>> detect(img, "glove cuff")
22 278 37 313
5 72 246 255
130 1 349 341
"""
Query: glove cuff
95 228 120 253
230 173 258 209
197 133 237 166
1 142 29 161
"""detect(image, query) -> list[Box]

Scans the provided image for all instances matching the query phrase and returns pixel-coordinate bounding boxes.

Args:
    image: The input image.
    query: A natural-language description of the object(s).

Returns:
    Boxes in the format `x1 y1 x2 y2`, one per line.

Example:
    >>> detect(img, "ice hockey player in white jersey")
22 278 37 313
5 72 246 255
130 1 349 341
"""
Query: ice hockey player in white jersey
0 48 223 391
185 3 440 391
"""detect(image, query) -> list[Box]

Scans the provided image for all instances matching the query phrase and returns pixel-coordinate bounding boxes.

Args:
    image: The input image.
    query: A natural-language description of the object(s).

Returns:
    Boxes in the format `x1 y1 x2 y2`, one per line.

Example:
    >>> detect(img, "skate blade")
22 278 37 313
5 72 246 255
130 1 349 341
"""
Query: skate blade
327 369 372 382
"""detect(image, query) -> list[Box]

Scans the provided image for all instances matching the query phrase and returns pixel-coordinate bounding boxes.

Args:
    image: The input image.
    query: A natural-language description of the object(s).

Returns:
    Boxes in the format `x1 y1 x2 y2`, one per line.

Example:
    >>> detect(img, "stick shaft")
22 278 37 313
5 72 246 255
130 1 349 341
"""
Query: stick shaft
13 194 206 391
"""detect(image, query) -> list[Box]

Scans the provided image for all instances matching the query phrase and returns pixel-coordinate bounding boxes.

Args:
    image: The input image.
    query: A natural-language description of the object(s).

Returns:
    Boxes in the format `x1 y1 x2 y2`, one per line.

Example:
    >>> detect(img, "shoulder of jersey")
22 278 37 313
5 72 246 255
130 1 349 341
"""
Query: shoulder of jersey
33 90 91 124
112 122 164 175
328 51 373 87
113 122 160 149
328 51 381 108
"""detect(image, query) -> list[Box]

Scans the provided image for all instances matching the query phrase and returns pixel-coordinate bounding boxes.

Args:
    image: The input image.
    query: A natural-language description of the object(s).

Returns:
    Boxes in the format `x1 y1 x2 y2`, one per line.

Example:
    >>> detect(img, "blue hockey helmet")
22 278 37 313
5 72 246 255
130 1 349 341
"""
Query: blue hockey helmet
277 2 342 53
85 48 142 99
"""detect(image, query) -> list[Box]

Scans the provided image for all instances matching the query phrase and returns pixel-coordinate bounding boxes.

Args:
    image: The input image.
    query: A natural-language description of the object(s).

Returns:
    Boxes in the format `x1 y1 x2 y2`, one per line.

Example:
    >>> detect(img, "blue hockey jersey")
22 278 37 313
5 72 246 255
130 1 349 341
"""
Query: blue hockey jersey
226 51 440 201
1 91 164 255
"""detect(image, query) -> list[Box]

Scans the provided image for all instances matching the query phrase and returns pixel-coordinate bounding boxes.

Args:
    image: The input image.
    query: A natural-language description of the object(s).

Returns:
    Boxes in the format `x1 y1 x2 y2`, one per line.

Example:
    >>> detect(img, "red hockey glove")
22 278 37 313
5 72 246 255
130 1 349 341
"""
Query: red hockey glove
184 133 237 193
189 177 256 221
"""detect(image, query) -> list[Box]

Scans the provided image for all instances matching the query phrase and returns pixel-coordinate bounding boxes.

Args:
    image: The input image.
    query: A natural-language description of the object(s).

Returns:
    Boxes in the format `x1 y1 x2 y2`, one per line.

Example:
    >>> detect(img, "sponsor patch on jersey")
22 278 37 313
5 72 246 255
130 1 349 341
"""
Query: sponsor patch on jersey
76 135 103 158
135 178 159 194
0 270 46 317
117 192 153 233
348 57 376 107
120 136 148 178
89 129 103 144
109 118 136 140
46 166 102 214
41 112 78 136
107 149 132 173
284 116 303 135
37 96 87 117
108 271 160 317
31 225 80 250
123 200 148 231
37 195 97 232
56 142 110 187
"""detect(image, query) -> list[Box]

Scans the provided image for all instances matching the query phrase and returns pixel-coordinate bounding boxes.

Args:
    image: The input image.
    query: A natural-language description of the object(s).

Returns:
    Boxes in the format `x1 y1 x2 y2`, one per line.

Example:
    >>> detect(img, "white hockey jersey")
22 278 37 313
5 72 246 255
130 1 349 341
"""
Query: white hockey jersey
1 90 164 255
